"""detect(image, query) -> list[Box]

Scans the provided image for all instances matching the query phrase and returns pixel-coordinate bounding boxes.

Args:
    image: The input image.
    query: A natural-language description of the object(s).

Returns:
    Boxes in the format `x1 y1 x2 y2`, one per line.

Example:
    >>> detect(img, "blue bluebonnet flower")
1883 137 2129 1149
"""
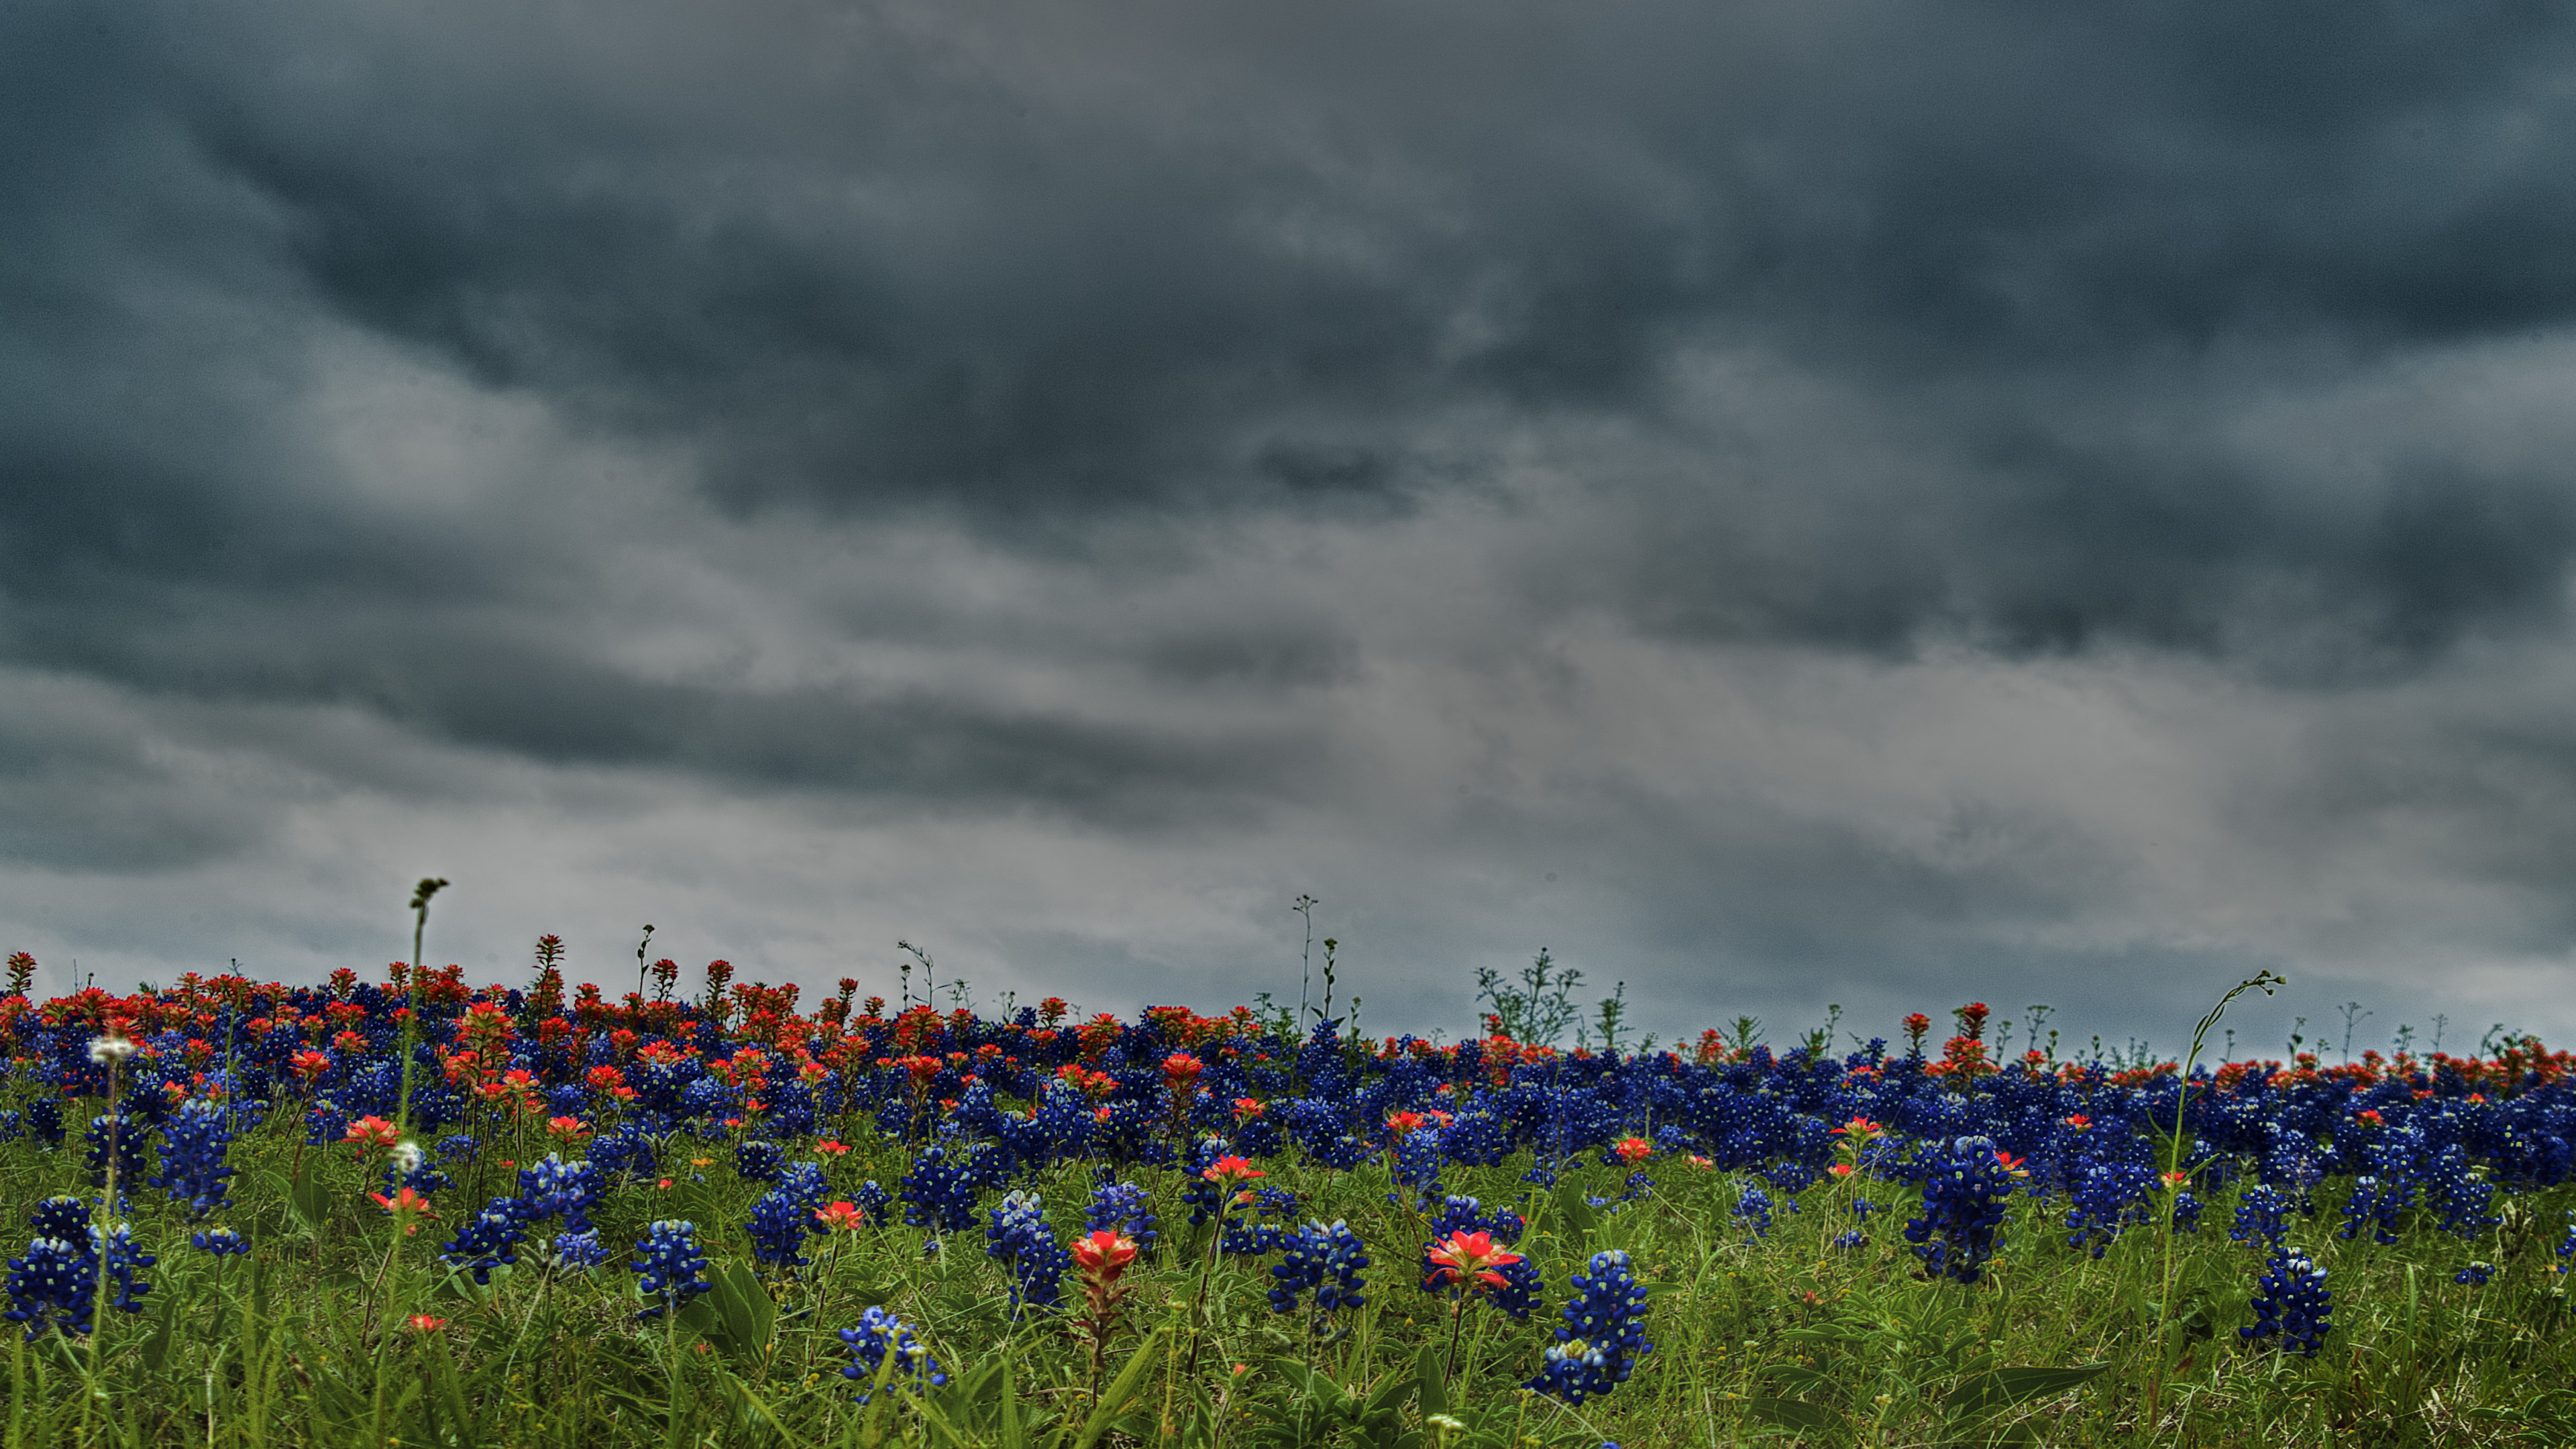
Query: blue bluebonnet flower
2243 1248 2332 1356
153 1098 237 1219
1084 1181 1159 1256
1904 1136 2015 1285
545 1228 608 1273
2231 1184 2292 1247
3 1237 94 1338
2337 1175 2406 1246
900 1142 996 1235
84 1113 147 1189
853 1179 892 1226
775 1161 831 1211
839 1305 948 1402
1221 1187 1300 1256
2064 1156 2156 1259
1733 1187 1774 1238
29 1198 88 1243
441 1197 529 1285
91 1222 152 1315
517 1155 604 1231
1387 1128 1446 1208
2171 1191 2204 1234
191 1227 250 1257
1833 1230 1868 1249
1487 1255 1546 1320
1177 1138 1229 1226
26 1099 62 1148
587 1124 658 1184
2558 1212 2575 1275
734 1139 785 1184
1269 1219 1370 1321
986 1191 1071 1318
1525 1250 1654 1406
2453 1261 2493 1286
632 1220 712 1319
749 1187 821 1272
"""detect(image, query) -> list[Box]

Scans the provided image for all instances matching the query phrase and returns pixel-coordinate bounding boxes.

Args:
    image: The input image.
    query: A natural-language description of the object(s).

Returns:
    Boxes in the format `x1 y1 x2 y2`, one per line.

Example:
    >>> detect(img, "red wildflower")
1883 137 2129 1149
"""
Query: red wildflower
369 1187 438 1234
1426 1230 1521 1293
1073 1230 1139 1278
1201 1155 1265 1185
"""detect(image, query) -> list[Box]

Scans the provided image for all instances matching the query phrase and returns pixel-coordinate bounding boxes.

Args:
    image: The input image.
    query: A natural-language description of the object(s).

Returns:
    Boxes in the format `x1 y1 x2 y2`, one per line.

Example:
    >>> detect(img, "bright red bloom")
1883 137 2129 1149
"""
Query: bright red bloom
370 1187 438 1234
545 1115 590 1144
1386 1111 1428 1137
814 1201 867 1232
343 1115 400 1152
1161 1052 1205 1084
1426 1230 1521 1293
288 1050 331 1083
1073 1230 1140 1277
1232 1097 1266 1121
2063 1114 2093 1130
1201 1155 1265 1185
1613 1135 1652 1165
816 1139 851 1157
406 1314 447 1332
1830 1117 1884 1139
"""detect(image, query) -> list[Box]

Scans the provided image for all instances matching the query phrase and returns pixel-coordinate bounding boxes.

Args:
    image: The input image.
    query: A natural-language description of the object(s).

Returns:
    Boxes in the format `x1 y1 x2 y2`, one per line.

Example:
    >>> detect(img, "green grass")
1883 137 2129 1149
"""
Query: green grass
2 1109 2570 1448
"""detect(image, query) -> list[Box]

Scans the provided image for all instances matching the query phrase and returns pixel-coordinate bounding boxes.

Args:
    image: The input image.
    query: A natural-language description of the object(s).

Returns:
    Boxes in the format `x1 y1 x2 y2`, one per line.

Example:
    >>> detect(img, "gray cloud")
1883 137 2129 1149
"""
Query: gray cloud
2 0 2575 1044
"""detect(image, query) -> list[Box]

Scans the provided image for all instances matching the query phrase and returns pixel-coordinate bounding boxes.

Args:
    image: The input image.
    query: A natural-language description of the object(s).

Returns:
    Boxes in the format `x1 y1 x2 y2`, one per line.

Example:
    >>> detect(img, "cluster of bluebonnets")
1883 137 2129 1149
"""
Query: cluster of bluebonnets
1 950 2571 1407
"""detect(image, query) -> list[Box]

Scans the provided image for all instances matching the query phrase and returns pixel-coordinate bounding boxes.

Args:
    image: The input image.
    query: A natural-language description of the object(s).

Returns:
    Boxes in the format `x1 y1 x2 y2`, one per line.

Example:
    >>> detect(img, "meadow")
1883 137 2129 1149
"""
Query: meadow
0 914 2569 1447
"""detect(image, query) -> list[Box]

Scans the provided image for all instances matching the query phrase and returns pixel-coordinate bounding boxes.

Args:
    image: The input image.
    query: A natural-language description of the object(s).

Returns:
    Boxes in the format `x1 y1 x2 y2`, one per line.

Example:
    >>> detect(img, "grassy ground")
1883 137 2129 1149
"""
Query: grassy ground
0 1098 2569 1448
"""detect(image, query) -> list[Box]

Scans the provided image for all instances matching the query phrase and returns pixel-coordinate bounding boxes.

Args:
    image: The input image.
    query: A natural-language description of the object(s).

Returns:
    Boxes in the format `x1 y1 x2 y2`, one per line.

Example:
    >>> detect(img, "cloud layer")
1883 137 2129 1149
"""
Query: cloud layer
5 0 2576 1052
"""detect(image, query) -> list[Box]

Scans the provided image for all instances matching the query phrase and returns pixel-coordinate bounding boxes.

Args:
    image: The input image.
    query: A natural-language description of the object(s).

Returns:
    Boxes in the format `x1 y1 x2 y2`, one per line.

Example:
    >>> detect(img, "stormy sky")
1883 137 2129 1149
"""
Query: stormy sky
5 0 2575 1056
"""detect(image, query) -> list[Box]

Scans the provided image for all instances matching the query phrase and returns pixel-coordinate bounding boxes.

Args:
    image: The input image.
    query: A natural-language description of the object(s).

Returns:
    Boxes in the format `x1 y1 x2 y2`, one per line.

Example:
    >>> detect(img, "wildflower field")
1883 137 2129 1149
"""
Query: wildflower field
1 924 2572 1446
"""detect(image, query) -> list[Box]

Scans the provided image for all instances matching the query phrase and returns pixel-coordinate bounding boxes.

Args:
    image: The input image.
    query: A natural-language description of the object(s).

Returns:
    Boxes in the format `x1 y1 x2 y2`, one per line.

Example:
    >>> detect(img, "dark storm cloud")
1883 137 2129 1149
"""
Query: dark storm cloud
16 0 2576 674
6 0 2576 1037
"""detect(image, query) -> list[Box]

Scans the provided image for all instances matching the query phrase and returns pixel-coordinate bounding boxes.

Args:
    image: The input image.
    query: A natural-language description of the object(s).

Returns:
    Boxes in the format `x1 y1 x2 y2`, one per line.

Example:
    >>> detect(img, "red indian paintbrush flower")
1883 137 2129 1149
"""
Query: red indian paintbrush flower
1426 1230 1521 1293
1074 1230 1139 1279
1613 1135 1652 1164
1201 1155 1265 1186
814 1201 867 1232
370 1186 438 1234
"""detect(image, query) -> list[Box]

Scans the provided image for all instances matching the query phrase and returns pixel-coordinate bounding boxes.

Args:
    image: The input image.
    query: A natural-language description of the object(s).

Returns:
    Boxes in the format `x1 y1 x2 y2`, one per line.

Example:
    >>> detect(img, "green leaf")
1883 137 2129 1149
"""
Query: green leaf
135 1297 180 1374
1552 1179 1600 1241
1946 1365 2109 1419
1072 1327 1164 1449
287 1165 331 1233
996 1355 1028 1449
1746 1396 1849 1437
427 1336 476 1443
1413 1344 1448 1421
1269 1358 1338 1405
1358 1369 1415 1423
705 1260 775 1366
